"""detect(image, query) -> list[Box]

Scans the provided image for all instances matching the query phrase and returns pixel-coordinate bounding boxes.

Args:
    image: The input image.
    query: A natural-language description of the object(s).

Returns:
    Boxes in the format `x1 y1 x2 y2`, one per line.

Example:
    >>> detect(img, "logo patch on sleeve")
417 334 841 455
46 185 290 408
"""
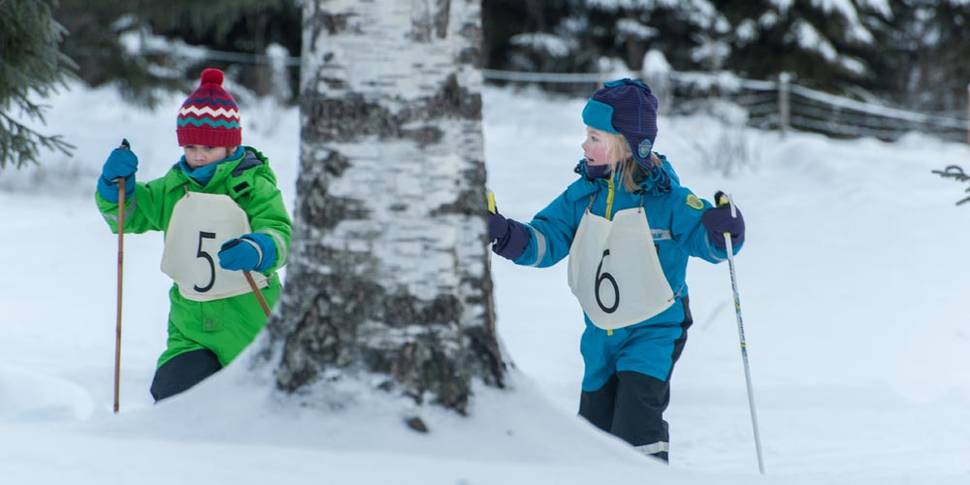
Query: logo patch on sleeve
686 193 704 210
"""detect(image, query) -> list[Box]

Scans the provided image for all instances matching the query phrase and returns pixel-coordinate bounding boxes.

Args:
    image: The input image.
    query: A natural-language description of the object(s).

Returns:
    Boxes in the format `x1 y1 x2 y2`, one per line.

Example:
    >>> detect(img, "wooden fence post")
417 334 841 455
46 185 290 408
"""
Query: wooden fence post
778 72 791 138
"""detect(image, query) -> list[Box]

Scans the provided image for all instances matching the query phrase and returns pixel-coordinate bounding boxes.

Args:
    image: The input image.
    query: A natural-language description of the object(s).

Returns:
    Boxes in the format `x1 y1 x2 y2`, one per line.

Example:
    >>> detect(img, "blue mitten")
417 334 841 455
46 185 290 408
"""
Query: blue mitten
486 192 529 261
97 146 138 203
218 233 277 272
489 211 530 261
701 192 745 250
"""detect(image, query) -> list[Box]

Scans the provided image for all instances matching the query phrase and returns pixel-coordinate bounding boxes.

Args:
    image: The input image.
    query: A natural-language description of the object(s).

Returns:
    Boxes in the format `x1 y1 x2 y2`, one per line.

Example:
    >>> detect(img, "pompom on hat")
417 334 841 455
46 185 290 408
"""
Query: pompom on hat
581 78 659 170
176 68 242 147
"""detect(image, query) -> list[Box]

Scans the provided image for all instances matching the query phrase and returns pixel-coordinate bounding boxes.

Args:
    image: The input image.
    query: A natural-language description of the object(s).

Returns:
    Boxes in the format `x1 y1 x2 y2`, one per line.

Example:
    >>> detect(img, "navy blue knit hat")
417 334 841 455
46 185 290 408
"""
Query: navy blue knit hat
581 78 659 169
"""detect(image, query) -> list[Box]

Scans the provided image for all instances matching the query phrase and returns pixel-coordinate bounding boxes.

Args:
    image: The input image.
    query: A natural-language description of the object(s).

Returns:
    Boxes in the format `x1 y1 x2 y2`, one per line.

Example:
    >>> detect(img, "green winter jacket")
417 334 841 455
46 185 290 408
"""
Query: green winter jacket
96 146 291 367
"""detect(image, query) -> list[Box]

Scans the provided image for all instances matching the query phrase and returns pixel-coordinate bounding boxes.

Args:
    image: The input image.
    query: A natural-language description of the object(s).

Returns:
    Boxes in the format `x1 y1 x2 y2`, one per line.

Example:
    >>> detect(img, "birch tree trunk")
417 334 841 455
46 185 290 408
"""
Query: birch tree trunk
258 0 506 416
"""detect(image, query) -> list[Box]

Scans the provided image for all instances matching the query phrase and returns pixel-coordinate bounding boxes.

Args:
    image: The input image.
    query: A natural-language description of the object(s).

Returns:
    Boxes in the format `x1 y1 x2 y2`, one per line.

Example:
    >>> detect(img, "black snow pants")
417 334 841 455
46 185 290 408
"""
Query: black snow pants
578 298 693 463
150 349 223 402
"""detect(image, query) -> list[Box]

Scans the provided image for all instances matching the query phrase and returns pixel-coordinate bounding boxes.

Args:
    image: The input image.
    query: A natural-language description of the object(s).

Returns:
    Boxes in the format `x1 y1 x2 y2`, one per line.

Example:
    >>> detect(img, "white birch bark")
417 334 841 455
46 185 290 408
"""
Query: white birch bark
258 0 506 416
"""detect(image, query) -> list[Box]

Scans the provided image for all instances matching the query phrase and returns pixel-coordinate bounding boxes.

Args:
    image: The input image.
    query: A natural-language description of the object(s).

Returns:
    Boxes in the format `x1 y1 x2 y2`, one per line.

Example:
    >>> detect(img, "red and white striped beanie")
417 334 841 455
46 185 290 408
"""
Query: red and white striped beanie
176 68 242 147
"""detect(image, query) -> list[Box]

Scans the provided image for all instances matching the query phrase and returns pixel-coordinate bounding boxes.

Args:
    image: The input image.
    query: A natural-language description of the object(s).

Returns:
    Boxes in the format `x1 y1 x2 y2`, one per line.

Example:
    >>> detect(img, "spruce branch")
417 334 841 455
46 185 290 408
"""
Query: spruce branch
0 110 74 169
0 0 75 170
932 165 970 205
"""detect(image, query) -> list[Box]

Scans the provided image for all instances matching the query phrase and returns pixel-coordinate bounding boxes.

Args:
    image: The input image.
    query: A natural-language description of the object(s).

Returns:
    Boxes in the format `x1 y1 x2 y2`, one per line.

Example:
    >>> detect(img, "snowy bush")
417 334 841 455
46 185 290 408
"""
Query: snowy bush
688 100 758 178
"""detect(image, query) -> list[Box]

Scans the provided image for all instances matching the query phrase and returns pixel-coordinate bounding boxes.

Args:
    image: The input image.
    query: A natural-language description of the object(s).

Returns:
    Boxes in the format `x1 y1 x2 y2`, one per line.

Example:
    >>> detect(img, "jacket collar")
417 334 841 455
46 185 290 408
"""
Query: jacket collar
164 146 252 193
178 146 246 185
572 153 679 197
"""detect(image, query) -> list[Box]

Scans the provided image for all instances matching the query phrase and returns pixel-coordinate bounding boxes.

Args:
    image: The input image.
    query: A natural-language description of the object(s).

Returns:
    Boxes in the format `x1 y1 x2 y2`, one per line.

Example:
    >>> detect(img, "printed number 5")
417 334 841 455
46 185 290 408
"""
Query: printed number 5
194 231 216 292
595 249 619 313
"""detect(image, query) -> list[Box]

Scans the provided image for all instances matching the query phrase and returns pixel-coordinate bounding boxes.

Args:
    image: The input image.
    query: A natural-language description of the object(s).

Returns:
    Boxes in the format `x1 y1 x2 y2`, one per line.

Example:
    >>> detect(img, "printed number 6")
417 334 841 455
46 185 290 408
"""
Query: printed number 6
595 249 619 313
194 231 216 292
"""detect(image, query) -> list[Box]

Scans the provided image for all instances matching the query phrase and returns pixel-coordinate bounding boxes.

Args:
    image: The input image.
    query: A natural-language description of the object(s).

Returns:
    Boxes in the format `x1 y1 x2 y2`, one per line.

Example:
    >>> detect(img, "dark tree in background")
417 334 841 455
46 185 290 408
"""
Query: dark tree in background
0 0 75 170
54 0 301 106
881 1 970 113
482 0 892 93
481 0 970 113
9 0 969 152
717 0 890 93
482 0 715 92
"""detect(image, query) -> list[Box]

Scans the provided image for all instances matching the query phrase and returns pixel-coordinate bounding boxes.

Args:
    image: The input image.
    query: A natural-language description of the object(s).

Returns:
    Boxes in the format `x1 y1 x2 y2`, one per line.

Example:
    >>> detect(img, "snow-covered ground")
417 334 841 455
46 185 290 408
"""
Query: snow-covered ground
2 82 970 484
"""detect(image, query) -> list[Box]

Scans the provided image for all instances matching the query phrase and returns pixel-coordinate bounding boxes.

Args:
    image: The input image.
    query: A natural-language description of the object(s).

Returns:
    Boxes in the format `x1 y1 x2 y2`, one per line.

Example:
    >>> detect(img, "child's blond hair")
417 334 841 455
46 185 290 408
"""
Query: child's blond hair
603 132 661 192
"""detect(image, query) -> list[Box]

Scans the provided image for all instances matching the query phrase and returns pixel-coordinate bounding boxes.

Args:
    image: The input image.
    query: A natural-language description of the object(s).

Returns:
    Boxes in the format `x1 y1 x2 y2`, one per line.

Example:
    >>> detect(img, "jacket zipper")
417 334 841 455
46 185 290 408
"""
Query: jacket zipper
605 174 616 336
605 175 615 221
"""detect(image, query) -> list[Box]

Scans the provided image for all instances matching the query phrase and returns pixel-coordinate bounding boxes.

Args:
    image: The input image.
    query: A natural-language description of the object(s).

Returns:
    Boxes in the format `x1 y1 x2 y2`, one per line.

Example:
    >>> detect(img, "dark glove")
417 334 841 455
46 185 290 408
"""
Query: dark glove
487 192 529 261
218 233 277 272
97 143 138 203
701 191 745 250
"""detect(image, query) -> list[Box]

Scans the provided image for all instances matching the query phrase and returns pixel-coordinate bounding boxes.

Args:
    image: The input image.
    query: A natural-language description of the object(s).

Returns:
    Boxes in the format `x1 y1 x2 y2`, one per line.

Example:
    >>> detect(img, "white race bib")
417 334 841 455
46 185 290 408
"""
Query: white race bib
160 191 267 302
567 207 674 329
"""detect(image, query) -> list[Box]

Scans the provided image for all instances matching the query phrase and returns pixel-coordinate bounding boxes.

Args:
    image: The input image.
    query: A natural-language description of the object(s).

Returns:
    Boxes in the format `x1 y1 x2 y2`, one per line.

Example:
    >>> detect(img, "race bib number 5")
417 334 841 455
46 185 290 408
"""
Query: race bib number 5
160 192 267 302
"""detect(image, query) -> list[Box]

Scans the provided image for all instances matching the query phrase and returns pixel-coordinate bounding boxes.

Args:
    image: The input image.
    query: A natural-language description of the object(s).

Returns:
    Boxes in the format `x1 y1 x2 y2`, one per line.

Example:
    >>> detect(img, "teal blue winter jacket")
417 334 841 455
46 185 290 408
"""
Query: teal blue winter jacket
513 156 742 387
515 155 739 320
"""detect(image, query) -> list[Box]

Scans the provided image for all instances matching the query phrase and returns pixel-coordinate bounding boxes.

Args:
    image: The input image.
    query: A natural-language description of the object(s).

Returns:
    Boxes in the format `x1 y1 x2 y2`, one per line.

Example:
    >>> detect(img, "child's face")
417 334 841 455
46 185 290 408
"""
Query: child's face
183 145 232 168
582 127 611 166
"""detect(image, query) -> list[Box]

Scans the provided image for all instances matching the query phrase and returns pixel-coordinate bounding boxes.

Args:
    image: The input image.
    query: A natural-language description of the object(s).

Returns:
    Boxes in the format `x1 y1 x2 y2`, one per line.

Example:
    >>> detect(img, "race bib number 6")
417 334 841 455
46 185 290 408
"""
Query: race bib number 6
568 208 674 329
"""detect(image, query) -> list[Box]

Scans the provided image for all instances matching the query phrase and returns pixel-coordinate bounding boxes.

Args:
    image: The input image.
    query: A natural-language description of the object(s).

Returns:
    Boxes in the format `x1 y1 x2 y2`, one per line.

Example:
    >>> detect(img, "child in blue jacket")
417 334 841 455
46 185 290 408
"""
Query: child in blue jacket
489 79 745 462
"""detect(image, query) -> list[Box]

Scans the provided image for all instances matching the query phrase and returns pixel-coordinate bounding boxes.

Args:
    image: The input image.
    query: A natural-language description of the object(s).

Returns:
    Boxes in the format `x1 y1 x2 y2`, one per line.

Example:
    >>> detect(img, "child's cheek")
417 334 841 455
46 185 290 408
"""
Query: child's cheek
588 143 608 164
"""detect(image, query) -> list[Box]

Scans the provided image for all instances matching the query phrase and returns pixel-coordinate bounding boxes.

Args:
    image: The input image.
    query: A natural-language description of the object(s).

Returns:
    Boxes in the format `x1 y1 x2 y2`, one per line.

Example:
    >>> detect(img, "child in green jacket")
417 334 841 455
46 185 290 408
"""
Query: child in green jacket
95 68 291 402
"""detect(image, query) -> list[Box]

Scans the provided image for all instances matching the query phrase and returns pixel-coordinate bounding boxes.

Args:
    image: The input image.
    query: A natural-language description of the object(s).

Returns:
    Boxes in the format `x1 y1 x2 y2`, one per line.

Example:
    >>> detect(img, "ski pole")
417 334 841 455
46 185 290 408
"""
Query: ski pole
716 192 765 475
244 271 272 318
113 138 130 414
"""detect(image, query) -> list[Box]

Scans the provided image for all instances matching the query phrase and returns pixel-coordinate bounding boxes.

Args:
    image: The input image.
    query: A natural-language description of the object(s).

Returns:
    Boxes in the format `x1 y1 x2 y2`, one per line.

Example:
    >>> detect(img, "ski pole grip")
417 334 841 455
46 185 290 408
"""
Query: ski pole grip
715 191 729 207
715 191 737 219
116 139 131 186
487 190 497 215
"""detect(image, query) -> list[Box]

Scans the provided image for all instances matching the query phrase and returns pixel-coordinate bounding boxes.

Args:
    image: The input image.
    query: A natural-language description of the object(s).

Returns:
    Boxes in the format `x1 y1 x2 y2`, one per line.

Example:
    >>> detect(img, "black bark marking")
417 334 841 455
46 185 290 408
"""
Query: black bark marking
275 265 482 412
433 0 451 39
305 5 358 49
293 164 370 231
431 165 488 217
301 74 482 145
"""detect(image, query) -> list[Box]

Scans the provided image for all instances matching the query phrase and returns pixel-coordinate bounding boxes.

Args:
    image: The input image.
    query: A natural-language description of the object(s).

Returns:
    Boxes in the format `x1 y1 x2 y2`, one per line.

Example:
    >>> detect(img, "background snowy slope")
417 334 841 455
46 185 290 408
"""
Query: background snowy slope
1 83 969 484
